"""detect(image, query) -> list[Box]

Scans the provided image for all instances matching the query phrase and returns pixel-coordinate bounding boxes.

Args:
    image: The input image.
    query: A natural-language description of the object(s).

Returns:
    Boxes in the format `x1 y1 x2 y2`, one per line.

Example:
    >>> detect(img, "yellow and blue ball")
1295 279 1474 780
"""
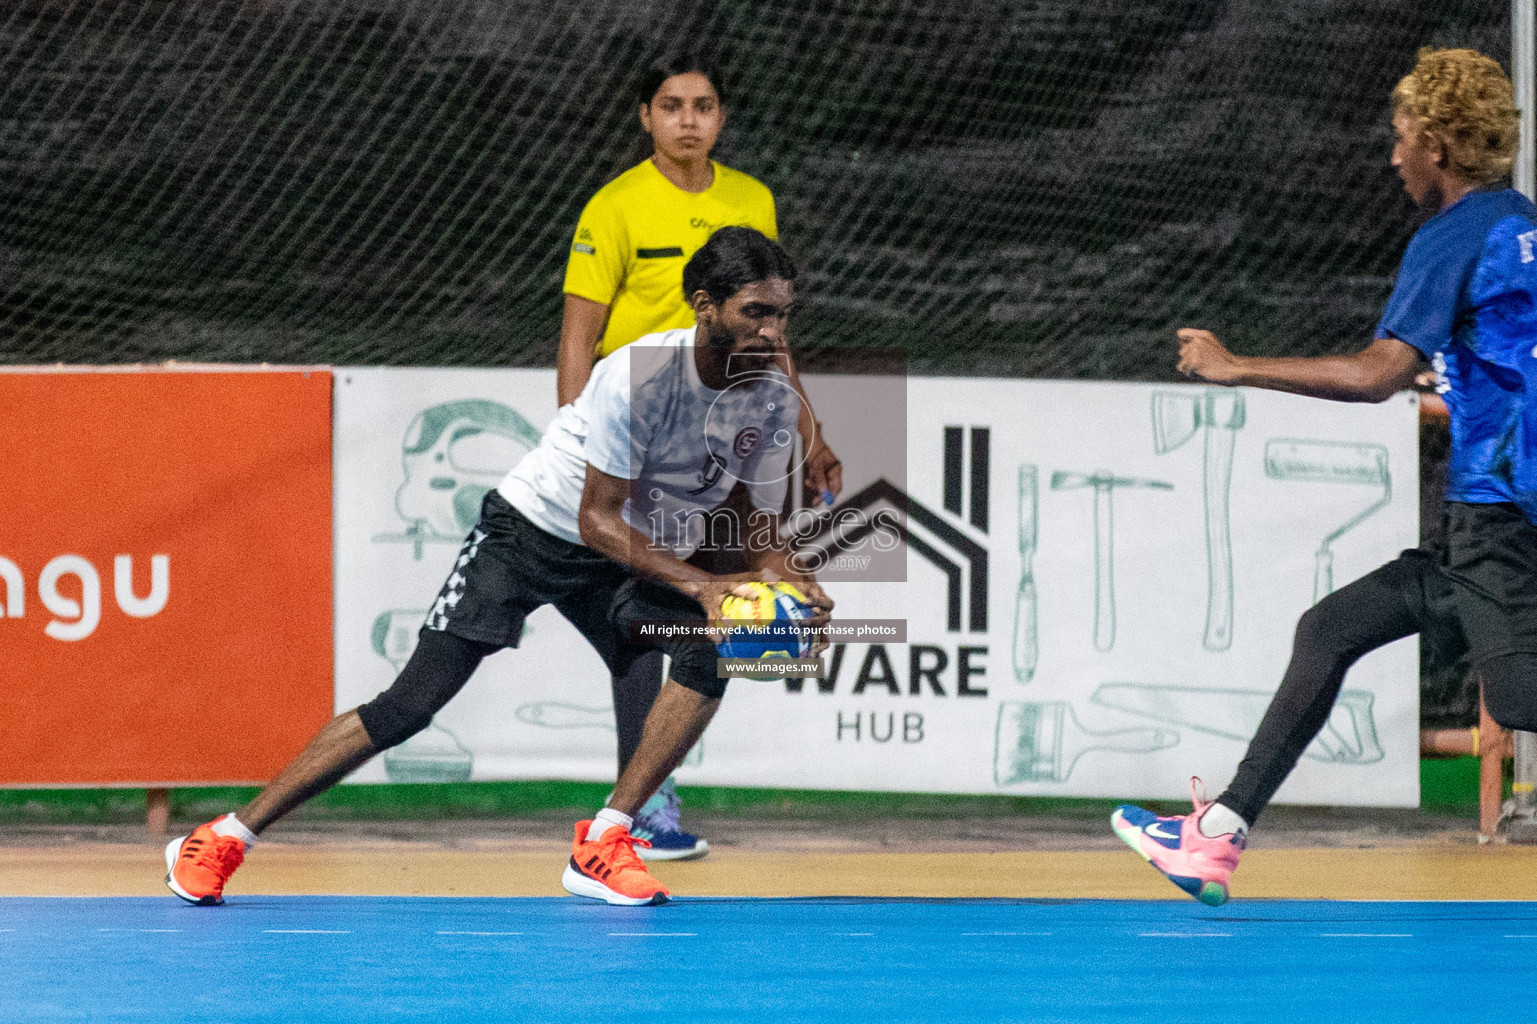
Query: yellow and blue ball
717 582 814 659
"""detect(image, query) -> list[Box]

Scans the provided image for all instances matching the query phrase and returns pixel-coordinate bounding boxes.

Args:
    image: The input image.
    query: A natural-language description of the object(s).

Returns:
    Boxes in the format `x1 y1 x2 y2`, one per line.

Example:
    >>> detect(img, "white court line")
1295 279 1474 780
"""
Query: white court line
1138 932 1233 938
837 932 874 936
961 932 1053 937
1319 933 1412 938
436 931 524 936
1505 934 1537 938
262 930 351 934
607 932 696 937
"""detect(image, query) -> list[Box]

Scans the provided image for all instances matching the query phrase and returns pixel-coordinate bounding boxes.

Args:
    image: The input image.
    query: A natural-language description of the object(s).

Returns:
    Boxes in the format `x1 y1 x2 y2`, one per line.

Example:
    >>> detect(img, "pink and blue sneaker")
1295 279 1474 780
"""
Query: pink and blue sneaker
1111 778 1246 906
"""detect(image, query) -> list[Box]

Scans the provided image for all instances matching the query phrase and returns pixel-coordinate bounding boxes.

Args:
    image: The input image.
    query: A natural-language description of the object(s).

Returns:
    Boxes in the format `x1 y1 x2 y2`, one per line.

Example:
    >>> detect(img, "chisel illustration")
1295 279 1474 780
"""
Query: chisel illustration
1012 464 1039 682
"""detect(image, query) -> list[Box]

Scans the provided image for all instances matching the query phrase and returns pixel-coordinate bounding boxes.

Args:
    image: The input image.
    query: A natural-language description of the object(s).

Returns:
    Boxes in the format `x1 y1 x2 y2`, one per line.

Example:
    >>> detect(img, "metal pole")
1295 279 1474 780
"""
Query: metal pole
1512 0 1537 842
1517 0 1535 198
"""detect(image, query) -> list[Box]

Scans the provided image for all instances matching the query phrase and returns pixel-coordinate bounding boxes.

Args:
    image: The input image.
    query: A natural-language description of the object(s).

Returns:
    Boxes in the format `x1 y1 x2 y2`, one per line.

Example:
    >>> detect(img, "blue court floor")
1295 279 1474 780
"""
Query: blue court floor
1 896 1533 1022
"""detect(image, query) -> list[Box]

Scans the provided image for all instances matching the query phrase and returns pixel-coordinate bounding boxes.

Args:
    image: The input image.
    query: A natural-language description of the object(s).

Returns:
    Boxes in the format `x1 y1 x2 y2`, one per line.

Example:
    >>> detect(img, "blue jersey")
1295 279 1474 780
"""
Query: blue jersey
1375 187 1537 520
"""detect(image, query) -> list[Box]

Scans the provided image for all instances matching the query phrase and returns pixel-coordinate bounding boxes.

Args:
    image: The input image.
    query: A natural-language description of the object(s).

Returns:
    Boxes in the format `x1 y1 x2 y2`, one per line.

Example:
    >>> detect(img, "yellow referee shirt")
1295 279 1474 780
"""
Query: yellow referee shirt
564 159 777 357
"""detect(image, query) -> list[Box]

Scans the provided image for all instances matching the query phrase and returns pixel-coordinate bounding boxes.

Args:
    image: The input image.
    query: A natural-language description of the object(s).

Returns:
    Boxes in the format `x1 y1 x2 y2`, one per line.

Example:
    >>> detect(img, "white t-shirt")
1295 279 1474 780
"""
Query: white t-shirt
499 327 800 558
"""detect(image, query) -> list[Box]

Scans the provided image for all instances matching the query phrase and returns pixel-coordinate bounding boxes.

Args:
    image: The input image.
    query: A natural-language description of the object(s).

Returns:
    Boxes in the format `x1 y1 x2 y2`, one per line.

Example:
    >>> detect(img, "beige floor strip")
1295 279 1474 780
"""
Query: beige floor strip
4 844 1537 900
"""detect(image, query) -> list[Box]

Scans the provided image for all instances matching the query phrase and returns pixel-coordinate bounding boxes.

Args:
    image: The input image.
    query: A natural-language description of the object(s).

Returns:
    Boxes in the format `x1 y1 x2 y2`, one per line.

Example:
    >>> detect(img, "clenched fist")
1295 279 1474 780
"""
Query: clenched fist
1176 328 1242 384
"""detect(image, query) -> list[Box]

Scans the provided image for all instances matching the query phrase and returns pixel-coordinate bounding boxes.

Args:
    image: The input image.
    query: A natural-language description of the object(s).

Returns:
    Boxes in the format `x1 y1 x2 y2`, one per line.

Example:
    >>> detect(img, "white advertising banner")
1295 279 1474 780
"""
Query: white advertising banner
335 369 1420 805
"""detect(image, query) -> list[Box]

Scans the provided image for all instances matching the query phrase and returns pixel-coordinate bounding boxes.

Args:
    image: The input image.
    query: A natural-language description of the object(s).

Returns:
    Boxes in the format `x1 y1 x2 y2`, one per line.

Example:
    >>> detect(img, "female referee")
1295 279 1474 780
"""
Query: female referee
557 50 842 860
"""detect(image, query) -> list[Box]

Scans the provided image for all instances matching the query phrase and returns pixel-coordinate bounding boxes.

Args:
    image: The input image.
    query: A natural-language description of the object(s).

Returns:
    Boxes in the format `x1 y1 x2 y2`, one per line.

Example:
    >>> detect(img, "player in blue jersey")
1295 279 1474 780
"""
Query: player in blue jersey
1112 47 1537 905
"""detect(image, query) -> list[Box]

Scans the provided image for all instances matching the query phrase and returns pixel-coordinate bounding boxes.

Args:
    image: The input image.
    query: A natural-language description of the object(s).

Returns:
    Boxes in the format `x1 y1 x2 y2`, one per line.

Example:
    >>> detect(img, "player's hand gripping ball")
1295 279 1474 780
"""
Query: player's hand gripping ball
717 582 815 659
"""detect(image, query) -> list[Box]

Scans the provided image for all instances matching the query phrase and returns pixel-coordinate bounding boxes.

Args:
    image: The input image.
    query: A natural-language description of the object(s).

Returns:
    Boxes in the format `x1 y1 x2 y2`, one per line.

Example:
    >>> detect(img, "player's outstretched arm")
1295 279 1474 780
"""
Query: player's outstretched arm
1176 329 1423 403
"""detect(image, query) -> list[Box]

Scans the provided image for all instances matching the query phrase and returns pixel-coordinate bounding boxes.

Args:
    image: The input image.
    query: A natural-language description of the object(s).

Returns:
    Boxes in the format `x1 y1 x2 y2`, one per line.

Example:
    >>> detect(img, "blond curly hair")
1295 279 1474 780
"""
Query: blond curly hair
1392 47 1519 184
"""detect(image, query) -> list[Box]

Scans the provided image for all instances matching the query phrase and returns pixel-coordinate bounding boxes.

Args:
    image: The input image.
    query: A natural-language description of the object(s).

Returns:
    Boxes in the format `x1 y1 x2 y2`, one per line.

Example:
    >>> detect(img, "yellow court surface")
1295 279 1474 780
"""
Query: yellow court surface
6 840 1537 902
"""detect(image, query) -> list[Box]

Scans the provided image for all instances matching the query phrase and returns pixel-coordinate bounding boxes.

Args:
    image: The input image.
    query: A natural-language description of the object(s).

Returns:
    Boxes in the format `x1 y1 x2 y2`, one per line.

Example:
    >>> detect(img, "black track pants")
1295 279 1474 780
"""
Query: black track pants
1219 503 1537 825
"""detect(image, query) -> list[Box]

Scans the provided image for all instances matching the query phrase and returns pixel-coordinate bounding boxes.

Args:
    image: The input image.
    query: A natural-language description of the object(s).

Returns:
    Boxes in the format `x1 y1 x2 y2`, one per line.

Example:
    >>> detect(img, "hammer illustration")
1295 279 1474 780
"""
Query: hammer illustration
1151 389 1246 651
1050 470 1173 652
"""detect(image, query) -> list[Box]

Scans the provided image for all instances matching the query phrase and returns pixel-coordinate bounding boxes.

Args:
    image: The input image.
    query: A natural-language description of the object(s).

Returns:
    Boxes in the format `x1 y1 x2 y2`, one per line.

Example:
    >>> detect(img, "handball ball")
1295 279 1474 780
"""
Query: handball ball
717 582 814 659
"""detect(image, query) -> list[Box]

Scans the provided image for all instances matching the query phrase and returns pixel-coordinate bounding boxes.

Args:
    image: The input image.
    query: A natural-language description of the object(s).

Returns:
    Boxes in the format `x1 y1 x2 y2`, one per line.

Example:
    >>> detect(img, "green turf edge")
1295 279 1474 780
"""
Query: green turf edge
1418 755 1484 811
0 760 1482 825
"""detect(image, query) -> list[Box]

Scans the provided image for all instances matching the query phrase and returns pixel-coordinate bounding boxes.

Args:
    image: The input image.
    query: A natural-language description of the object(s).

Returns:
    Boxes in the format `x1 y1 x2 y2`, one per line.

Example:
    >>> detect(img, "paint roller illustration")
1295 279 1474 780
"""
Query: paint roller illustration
1050 470 1173 652
1090 683 1384 764
516 703 703 767
1012 464 1039 682
1263 439 1391 604
1151 388 1245 651
371 609 474 782
994 701 1179 785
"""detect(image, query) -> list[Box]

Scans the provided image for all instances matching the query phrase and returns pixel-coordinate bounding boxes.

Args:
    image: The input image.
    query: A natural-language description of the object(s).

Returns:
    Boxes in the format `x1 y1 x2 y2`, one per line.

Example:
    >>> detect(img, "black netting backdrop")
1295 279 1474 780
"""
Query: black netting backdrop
0 0 1511 375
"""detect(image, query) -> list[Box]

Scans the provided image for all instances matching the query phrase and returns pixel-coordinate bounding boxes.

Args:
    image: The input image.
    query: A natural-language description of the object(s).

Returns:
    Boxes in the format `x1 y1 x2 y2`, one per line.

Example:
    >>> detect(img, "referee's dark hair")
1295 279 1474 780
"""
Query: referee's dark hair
638 47 727 106
683 227 797 307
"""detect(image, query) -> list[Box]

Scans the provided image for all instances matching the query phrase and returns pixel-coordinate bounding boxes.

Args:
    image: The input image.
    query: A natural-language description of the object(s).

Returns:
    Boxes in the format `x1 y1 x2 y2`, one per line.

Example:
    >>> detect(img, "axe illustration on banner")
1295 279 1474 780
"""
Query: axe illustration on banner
1151 389 1246 651
994 701 1179 785
1012 464 1039 682
1050 470 1172 652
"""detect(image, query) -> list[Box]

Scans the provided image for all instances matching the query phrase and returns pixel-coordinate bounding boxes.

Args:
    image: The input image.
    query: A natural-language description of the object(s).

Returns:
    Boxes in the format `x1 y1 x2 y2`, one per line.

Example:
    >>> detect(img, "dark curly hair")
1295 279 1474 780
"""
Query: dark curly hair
682 227 797 306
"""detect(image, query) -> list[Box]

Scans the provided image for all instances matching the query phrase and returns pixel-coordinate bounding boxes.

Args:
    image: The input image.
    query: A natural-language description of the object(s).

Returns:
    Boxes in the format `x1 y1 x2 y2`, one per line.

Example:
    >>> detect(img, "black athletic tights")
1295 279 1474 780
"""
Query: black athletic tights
356 627 664 774
612 650 665 776
1218 551 1537 826
356 630 495 749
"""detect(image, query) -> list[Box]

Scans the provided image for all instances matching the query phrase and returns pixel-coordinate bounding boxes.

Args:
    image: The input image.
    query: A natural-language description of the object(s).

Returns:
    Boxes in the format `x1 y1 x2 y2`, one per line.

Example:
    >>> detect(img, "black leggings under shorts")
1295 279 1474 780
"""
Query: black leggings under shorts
356 490 720 750
1218 501 1537 825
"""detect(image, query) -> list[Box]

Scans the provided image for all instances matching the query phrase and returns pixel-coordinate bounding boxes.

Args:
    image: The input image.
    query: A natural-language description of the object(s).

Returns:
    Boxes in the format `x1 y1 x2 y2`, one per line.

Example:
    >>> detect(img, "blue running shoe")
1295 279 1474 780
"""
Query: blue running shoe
632 777 709 862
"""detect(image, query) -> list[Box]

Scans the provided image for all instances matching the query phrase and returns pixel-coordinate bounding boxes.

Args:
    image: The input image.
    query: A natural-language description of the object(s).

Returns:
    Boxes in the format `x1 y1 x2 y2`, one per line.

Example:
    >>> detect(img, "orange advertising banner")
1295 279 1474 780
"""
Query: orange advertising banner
0 369 334 785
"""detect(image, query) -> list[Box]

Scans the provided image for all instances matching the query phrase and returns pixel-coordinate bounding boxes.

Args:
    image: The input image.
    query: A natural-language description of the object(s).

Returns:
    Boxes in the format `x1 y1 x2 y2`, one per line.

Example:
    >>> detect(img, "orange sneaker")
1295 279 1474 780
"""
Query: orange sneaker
561 820 670 906
164 819 246 905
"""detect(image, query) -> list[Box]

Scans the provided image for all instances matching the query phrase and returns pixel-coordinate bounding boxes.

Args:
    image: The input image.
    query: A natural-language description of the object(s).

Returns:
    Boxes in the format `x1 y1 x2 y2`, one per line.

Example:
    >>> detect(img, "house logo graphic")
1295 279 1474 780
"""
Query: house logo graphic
797 426 990 633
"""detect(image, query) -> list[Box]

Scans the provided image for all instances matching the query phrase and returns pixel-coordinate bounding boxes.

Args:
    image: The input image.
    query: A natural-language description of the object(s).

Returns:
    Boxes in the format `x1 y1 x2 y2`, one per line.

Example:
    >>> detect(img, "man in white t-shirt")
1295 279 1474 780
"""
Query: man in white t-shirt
164 228 833 907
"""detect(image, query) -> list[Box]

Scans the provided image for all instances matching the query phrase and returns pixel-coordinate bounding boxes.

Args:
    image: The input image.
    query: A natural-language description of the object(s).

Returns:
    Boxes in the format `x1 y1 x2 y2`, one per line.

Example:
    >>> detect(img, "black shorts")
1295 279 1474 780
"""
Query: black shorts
423 490 722 696
1418 502 1537 666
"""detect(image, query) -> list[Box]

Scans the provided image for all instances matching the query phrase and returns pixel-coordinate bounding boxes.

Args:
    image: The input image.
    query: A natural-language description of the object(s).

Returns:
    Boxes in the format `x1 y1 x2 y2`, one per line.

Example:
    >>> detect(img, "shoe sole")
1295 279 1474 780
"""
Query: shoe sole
163 836 223 906
561 861 669 906
636 839 709 862
1110 810 1229 907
